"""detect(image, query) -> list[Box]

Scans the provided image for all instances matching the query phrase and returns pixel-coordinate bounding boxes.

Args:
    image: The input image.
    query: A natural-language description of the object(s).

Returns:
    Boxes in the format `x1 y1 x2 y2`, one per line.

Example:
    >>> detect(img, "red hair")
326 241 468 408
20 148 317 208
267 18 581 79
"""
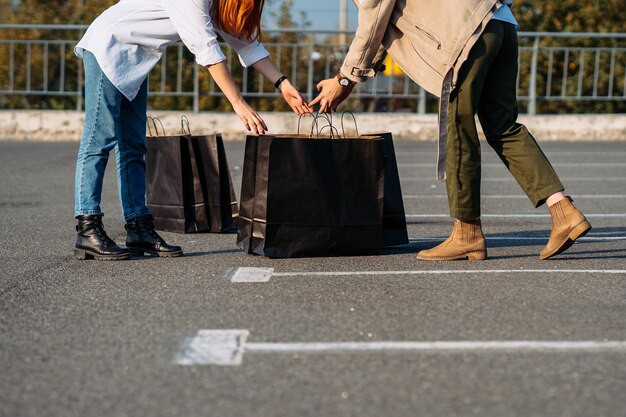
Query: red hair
211 0 265 42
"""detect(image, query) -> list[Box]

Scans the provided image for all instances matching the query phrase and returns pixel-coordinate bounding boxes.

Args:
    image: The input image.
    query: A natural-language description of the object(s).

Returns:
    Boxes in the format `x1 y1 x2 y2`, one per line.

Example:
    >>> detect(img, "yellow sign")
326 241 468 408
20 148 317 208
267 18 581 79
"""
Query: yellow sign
383 55 404 76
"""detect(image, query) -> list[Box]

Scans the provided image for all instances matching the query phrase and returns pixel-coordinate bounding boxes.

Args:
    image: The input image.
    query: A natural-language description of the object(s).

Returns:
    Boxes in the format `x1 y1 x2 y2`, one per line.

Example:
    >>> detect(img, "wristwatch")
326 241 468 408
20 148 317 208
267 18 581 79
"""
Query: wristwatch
336 73 355 87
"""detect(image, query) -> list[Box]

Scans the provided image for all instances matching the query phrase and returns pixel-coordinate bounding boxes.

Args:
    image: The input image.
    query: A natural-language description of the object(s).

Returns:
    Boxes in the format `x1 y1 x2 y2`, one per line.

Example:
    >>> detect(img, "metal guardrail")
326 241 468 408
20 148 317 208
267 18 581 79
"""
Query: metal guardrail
1 24 625 114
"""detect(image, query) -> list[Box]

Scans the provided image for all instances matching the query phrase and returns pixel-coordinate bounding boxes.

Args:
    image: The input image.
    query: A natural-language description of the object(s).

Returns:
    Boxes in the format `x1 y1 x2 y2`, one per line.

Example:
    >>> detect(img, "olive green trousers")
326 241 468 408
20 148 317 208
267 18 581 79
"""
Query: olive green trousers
446 20 564 219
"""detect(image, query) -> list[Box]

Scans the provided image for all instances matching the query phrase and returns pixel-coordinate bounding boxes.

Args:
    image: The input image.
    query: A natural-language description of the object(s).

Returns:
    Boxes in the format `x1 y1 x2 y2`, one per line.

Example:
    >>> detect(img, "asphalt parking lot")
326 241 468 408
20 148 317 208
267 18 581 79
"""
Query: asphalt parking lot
1 139 625 417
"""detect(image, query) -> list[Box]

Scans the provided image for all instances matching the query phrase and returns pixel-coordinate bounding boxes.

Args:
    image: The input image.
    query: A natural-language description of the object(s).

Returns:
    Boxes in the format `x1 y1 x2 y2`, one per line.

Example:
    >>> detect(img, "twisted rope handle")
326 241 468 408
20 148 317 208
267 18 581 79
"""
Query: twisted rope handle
314 112 337 138
146 116 165 137
297 112 320 138
318 124 339 139
181 115 191 135
296 112 347 139
340 111 359 137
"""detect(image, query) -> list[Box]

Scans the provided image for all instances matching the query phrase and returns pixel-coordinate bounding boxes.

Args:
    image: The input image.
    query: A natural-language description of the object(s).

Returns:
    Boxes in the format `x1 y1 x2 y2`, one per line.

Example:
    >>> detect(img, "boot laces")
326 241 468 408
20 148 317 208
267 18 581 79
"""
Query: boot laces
148 221 162 242
139 216 162 243
93 218 112 248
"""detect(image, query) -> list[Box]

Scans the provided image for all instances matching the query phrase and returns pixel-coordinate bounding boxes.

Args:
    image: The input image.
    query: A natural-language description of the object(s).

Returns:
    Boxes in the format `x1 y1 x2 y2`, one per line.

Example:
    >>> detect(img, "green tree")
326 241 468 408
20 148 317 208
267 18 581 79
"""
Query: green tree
316 0 626 114
202 0 311 112
0 0 116 109
250 0 311 112
515 0 626 113
3 1 624 113
149 0 312 112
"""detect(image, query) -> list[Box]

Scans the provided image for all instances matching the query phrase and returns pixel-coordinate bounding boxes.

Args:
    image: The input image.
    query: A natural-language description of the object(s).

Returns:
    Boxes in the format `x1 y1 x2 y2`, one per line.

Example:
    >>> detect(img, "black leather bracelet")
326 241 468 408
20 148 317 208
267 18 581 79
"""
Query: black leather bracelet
274 75 288 90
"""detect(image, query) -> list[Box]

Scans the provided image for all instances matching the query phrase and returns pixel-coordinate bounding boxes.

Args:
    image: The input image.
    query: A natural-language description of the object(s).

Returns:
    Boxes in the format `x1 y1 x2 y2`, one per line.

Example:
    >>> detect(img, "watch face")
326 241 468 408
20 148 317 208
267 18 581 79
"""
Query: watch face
339 78 350 87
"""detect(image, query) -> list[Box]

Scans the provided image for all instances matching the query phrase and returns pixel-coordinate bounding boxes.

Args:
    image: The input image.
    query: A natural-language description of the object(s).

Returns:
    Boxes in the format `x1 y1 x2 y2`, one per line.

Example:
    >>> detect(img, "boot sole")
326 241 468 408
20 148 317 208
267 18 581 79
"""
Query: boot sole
416 250 487 261
128 248 184 258
540 220 592 260
74 248 131 261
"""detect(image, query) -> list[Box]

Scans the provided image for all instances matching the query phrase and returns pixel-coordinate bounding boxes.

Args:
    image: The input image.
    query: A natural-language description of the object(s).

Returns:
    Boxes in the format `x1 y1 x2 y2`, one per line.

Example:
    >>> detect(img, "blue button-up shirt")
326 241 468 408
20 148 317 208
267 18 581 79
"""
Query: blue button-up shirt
75 0 270 101
492 1 519 29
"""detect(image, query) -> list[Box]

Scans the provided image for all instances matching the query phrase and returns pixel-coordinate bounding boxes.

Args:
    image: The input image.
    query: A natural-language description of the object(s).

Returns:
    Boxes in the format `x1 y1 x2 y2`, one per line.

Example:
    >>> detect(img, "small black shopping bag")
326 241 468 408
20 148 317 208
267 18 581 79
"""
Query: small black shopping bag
146 118 238 233
237 132 386 258
236 135 260 251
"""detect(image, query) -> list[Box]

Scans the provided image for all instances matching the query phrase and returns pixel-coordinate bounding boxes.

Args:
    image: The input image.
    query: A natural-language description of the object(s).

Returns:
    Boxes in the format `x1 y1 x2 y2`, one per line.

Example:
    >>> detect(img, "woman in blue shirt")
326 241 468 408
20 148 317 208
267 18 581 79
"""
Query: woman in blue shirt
73 0 311 260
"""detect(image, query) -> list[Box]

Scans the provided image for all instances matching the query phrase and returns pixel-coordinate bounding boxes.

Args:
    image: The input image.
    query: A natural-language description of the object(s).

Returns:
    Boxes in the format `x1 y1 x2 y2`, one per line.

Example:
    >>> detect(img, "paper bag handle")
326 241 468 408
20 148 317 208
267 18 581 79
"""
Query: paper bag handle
318 124 339 138
297 112 322 138
146 116 165 137
340 111 359 137
314 112 340 139
181 115 219 135
181 115 191 135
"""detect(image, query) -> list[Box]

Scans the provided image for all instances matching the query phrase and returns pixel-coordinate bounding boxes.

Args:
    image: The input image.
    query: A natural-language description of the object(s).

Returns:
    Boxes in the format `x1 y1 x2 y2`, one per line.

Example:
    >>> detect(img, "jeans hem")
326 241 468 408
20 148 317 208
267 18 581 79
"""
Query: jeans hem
123 209 151 222
74 209 102 218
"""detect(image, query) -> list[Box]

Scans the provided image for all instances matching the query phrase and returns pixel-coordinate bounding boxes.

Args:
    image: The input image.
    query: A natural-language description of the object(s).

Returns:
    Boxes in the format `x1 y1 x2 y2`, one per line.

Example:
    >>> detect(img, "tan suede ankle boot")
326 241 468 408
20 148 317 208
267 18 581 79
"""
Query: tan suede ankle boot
416 219 487 261
540 196 591 260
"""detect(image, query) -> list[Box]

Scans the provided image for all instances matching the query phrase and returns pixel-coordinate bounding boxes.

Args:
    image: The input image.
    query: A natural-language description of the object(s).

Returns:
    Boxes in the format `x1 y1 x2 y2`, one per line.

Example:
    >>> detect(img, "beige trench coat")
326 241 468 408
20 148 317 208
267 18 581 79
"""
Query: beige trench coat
341 0 502 180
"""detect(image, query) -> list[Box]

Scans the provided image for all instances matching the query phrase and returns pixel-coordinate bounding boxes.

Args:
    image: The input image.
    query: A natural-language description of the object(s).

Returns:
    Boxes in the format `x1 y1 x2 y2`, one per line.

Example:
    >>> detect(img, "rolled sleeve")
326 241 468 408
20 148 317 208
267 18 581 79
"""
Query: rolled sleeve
218 31 270 67
163 0 226 66
194 43 226 66
235 41 270 67
342 0 396 83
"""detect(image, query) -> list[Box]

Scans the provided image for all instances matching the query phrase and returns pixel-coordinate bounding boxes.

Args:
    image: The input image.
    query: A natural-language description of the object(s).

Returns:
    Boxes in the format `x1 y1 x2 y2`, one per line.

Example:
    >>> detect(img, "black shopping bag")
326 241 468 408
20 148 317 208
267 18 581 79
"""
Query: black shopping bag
236 135 260 251
237 134 386 258
146 121 238 233
338 114 408 246
370 132 409 246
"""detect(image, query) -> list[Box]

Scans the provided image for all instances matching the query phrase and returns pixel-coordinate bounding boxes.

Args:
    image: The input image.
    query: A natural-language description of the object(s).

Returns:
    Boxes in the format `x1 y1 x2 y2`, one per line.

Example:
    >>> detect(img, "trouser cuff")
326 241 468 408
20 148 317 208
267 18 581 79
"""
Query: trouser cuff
530 183 565 208
450 207 481 219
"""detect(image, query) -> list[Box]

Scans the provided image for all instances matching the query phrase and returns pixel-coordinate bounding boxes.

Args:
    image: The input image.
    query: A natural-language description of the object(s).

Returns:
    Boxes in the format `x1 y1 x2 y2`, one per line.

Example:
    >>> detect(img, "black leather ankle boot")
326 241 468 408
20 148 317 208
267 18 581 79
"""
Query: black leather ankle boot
74 215 131 260
125 215 183 257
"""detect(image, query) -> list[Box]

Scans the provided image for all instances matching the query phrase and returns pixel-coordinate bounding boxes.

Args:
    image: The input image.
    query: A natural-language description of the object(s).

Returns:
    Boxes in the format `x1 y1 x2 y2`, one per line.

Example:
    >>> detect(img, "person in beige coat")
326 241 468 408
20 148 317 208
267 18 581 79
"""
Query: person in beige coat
310 0 591 261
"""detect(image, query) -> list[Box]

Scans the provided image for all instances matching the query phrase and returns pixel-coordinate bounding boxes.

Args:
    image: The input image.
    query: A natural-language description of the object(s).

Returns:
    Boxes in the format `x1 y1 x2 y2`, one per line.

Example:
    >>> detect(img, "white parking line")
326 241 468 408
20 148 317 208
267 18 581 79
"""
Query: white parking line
405 214 626 218
403 195 626 199
399 163 626 168
175 330 626 366
229 267 626 283
401 177 625 181
409 236 626 242
397 151 626 156
231 267 275 283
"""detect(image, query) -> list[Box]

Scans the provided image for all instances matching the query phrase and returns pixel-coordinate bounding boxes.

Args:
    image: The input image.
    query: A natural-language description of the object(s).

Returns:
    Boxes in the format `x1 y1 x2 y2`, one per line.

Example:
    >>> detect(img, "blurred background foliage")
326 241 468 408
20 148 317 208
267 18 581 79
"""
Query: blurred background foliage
1 0 625 113
514 0 626 113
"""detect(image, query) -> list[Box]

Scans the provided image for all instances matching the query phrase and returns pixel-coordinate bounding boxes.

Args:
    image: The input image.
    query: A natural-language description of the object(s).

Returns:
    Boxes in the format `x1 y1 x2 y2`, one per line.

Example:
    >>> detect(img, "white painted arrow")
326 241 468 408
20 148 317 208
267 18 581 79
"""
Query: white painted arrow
228 267 626 283
174 330 626 366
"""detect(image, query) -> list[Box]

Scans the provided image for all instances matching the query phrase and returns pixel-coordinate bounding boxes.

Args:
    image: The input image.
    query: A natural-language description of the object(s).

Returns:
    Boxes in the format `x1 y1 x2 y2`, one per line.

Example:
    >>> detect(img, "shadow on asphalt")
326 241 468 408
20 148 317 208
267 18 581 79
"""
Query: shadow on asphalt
381 244 422 255
125 228 625 260
379 226 626 259
556 248 626 260
481 253 538 260
183 249 242 257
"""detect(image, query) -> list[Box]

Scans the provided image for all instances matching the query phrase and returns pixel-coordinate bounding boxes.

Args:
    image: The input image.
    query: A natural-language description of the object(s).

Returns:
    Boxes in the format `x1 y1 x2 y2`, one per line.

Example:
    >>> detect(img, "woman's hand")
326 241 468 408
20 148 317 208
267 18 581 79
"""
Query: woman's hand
279 80 312 115
251 58 311 115
206 62 267 134
232 98 268 135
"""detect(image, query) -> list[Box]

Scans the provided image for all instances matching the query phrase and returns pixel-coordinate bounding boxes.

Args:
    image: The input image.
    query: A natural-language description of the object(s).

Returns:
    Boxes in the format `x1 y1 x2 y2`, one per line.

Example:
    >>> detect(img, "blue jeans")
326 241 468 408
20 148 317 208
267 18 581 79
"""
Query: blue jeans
74 51 151 221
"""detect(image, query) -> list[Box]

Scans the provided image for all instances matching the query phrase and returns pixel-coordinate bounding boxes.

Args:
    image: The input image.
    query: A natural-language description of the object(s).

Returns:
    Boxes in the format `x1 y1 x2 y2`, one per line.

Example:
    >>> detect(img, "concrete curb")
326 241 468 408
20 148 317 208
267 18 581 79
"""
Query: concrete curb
1 110 626 141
